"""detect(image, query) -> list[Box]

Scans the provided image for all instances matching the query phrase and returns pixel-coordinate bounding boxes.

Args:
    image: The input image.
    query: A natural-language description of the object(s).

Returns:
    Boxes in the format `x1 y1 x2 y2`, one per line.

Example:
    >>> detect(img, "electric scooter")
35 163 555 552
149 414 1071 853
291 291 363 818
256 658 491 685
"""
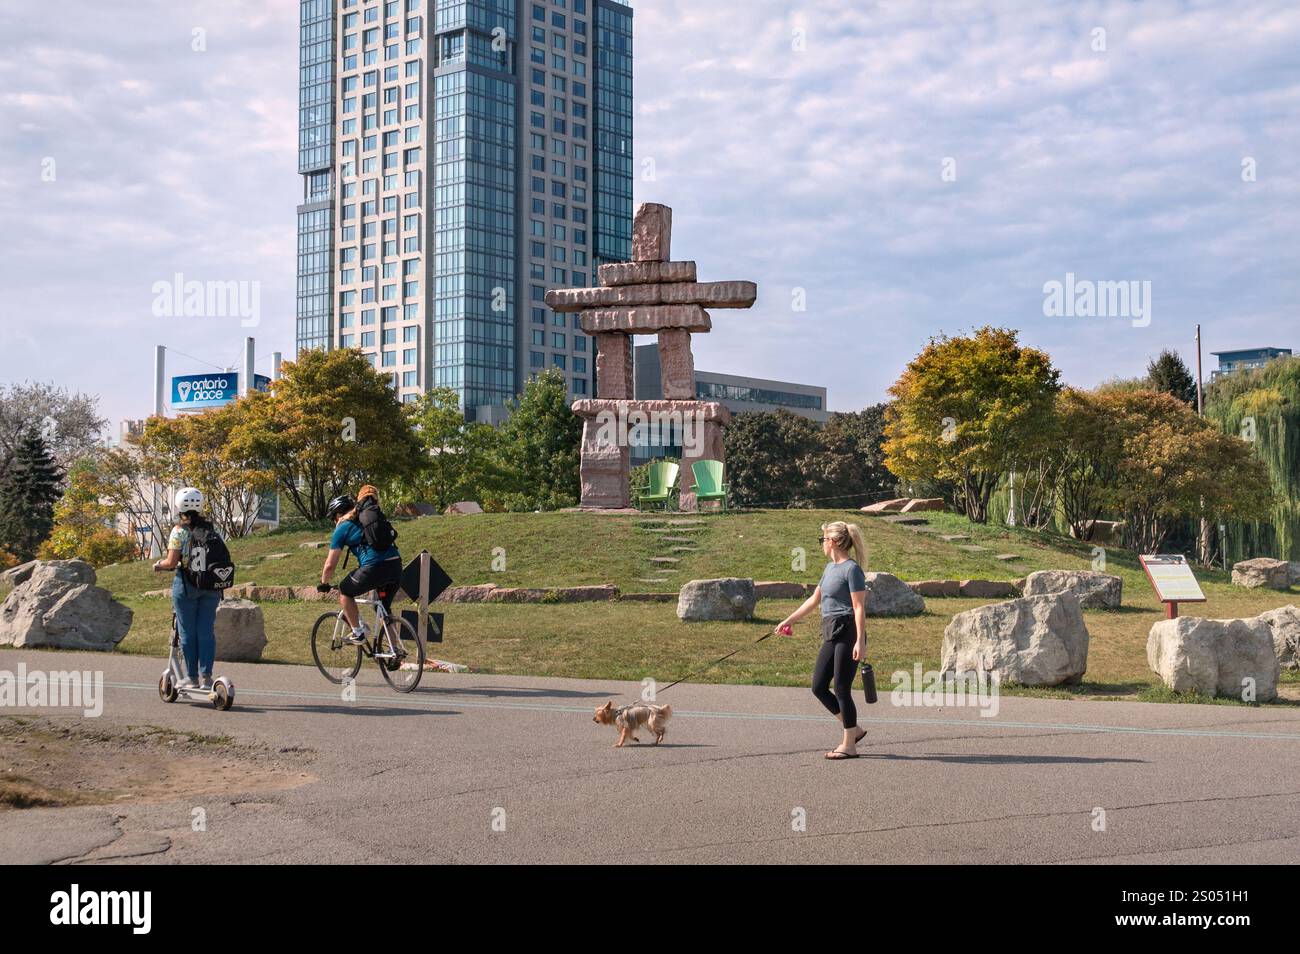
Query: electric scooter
158 613 235 710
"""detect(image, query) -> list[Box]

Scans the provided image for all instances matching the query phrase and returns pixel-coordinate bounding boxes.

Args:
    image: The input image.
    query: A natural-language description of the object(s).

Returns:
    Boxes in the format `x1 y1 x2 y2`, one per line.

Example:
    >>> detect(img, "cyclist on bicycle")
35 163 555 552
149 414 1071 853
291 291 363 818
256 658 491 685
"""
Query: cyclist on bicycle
318 488 402 645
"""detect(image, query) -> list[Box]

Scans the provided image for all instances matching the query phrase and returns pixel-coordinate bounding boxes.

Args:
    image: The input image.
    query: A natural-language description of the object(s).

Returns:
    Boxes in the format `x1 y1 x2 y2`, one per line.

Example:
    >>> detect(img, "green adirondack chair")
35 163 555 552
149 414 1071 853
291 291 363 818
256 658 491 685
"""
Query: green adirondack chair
635 460 680 511
690 459 729 511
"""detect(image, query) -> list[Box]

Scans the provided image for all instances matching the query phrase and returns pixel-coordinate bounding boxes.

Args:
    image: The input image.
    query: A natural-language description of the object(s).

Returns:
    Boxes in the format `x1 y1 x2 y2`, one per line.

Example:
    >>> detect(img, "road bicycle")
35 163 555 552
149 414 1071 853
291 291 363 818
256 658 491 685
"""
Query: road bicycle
310 582 425 693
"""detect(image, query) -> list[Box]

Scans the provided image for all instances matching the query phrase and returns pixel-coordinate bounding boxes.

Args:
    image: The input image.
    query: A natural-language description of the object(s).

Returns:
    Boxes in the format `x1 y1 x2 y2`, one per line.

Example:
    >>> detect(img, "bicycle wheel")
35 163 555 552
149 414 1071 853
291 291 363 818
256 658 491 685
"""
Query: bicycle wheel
377 614 424 693
311 612 362 685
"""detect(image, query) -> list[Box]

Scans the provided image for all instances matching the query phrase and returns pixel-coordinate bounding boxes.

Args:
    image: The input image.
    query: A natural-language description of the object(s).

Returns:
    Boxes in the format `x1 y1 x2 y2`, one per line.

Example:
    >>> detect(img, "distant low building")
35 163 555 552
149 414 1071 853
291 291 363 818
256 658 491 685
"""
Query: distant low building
1211 347 1292 379
630 343 828 462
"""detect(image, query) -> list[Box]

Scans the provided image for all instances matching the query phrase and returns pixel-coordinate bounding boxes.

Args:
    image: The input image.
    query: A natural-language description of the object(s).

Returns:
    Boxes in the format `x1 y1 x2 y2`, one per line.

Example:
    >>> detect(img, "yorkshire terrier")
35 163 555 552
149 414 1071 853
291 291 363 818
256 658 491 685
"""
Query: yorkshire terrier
593 700 673 747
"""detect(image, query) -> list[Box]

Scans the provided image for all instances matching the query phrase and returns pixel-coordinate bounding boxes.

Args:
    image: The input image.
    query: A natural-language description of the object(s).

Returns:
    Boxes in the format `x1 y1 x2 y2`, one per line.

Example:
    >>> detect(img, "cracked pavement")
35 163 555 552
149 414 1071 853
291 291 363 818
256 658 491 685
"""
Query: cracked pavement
2 647 1299 864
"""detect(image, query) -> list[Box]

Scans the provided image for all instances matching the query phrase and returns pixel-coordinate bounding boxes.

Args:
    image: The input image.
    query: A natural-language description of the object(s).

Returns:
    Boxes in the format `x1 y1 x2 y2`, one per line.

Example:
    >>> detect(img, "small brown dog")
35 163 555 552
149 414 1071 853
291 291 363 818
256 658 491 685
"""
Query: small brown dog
593 700 672 747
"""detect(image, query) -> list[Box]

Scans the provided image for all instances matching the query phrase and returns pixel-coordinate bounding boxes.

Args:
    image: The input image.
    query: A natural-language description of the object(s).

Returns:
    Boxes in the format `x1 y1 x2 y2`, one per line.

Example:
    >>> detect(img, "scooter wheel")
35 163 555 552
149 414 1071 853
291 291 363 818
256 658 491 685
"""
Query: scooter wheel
159 671 178 703
212 681 234 711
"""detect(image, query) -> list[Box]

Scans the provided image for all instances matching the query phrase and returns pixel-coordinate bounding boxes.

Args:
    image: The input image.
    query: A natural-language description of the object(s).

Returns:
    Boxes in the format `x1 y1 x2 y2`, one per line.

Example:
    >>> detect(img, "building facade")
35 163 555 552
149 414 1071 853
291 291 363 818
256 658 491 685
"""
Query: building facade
295 0 633 422
1210 347 1293 380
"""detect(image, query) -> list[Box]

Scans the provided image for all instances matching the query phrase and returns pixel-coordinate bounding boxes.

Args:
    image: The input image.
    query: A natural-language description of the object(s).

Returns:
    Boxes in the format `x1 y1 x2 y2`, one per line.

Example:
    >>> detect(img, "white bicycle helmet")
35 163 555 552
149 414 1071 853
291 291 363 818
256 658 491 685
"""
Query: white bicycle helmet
174 487 204 516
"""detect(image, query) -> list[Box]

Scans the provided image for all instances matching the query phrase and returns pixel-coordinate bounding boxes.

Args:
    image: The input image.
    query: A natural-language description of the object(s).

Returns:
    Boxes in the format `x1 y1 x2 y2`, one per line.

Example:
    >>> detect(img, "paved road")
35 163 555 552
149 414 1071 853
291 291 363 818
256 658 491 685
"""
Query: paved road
2 647 1299 864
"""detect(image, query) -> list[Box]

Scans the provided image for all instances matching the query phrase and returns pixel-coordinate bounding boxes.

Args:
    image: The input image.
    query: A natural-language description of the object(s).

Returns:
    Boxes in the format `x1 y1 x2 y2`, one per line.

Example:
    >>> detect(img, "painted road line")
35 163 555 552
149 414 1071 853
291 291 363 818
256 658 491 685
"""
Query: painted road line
98 680 1300 743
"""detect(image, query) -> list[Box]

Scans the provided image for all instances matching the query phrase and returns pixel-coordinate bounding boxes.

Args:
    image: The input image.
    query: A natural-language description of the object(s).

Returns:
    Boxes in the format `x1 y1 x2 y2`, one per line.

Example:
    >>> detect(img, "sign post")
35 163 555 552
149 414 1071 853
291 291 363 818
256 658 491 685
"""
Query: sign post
1138 554 1207 619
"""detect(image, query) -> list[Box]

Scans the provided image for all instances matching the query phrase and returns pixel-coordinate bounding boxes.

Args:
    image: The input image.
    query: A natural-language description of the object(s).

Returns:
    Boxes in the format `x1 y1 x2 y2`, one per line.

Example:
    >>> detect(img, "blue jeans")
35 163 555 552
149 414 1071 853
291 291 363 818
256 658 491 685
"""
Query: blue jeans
172 574 220 680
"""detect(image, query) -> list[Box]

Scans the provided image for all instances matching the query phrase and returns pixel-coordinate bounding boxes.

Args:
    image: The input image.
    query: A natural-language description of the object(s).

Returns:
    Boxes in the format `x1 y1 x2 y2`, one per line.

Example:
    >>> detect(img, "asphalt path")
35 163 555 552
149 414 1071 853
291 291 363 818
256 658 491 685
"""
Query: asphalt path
2 647 1299 864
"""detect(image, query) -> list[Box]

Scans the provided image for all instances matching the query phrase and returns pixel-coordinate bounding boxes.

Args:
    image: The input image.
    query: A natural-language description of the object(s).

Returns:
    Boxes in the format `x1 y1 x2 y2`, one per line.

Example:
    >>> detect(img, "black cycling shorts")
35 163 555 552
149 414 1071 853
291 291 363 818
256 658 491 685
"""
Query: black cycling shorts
339 557 403 608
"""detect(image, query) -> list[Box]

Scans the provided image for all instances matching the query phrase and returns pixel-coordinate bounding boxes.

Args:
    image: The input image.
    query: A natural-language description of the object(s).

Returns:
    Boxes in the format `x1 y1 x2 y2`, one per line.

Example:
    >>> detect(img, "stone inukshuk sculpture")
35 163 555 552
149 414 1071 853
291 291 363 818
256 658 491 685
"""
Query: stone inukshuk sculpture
545 203 758 510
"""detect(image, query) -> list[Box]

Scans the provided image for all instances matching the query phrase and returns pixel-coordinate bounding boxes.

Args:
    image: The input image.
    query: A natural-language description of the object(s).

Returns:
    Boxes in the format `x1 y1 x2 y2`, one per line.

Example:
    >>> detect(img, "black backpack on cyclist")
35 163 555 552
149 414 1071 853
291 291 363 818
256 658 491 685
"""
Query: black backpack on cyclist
338 498 398 572
355 497 398 551
184 523 236 592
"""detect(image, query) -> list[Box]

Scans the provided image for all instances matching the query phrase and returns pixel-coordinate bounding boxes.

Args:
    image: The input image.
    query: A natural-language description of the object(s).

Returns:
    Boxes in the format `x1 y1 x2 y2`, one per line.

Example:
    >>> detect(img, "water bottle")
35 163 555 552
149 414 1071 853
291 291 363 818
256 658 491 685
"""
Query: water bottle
861 662 878 704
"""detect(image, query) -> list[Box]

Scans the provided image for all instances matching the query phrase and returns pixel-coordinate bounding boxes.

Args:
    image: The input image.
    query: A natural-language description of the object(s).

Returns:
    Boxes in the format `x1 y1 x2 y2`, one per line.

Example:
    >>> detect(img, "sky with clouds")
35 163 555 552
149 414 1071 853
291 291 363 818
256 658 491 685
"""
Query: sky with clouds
1 0 1297 430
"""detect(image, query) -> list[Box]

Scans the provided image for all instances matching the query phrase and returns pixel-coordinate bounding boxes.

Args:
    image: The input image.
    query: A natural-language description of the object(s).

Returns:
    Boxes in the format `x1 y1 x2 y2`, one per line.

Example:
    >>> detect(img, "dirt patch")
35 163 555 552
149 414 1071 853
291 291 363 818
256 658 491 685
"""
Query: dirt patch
0 716 316 810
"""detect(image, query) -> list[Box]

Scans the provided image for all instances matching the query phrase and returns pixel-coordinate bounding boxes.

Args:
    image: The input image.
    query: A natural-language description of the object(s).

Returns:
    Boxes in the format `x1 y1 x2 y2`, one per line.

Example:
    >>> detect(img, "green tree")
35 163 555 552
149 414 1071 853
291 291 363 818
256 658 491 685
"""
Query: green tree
1107 389 1272 552
813 405 897 505
883 327 1061 523
39 457 137 566
225 349 425 520
722 410 823 507
1204 356 1300 560
492 369 582 511
390 388 509 510
1145 349 1197 406
1052 388 1124 540
0 427 64 561
135 402 276 537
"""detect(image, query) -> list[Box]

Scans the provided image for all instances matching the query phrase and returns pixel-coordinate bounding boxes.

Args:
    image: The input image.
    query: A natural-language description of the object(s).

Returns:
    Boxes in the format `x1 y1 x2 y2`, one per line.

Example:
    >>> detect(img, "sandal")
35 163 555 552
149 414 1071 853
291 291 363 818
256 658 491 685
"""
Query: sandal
854 727 866 744
825 748 859 760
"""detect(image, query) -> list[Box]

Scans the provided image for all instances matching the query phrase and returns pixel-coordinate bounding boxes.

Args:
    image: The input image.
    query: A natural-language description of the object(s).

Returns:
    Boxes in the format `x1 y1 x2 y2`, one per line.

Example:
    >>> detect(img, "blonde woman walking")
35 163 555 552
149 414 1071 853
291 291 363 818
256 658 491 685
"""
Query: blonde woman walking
776 521 869 760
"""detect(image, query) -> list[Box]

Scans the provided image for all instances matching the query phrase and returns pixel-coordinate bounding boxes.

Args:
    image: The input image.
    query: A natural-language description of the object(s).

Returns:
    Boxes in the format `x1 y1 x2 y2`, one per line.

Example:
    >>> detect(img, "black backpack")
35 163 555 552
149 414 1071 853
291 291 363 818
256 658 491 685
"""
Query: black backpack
355 497 398 551
184 523 236 592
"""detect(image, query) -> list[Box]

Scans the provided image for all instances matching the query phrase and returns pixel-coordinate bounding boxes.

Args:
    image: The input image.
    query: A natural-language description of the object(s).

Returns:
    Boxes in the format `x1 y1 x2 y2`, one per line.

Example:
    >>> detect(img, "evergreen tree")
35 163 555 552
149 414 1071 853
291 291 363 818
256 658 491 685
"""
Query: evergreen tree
493 369 582 510
0 426 64 561
1146 349 1198 406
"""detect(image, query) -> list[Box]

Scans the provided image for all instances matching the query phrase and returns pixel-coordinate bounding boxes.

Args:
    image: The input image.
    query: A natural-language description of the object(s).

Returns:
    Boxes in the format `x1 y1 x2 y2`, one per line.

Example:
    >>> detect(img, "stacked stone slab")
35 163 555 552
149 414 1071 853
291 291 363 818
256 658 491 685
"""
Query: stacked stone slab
546 202 758 509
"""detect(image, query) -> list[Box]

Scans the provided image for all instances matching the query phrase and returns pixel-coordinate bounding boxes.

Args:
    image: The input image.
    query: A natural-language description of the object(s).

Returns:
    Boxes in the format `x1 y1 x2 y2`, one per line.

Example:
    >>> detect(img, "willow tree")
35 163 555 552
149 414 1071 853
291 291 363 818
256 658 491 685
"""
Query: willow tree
1204 356 1300 561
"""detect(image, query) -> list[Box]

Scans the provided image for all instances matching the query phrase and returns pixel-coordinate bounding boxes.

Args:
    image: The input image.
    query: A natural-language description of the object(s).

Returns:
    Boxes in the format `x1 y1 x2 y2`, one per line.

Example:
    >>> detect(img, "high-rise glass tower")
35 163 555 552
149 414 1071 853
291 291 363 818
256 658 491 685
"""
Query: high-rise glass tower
295 0 633 422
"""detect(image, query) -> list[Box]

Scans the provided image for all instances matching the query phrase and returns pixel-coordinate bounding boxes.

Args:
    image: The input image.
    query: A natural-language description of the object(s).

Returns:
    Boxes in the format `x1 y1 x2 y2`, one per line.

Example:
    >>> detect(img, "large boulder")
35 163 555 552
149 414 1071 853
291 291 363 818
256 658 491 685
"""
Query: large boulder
27 559 97 588
1290 562 1300 587
1 559 39 587
1256 605 1300 671
215 599 267 662
900 497 945 513
1022 569 1122 609
941 594 1090 686
0 561 132 651
1147 615 1278 701
677 577 756 621
1231 557 1291 590
863 572 925 616
446 501 484 515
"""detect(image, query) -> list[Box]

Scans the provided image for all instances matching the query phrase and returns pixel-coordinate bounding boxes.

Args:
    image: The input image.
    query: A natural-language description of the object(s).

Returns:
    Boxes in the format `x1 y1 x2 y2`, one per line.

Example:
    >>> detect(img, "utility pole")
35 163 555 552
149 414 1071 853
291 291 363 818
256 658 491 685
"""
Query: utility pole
1196 325 1210 565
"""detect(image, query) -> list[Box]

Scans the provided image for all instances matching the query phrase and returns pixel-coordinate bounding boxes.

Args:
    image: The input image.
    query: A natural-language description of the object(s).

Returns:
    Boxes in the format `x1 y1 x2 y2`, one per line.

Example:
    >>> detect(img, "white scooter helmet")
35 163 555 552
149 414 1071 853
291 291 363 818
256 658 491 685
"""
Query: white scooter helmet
174 487 204 516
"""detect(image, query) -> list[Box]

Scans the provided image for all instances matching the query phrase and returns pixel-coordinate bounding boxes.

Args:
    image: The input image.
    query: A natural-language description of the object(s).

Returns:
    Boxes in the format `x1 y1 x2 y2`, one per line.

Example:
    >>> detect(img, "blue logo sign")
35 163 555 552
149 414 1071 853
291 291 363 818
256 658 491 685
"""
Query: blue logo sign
172 373 271 409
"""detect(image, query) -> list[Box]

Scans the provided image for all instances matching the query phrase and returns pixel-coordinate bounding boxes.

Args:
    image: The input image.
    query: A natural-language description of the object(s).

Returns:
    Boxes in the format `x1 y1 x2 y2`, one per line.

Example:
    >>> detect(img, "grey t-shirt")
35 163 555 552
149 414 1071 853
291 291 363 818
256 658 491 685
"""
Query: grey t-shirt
819 559 866 617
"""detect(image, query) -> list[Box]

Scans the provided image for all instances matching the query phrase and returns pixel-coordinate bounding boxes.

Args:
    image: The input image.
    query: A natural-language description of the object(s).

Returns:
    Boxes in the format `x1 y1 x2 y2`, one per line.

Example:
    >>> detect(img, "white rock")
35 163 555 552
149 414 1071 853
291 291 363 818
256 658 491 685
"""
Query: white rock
1022 569 1122 609
677 578 756 621
215 599 267 662
1231 558 1290 590
1255 604 1300 671
941 594 1089 686
1147 615 1278 701
0 571 131 652
863 572 925 617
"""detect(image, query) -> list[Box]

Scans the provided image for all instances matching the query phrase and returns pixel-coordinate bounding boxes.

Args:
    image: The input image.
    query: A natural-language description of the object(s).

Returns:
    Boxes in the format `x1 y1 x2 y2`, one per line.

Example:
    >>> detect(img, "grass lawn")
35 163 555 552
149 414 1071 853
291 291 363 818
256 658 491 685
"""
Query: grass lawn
10 508 1299 705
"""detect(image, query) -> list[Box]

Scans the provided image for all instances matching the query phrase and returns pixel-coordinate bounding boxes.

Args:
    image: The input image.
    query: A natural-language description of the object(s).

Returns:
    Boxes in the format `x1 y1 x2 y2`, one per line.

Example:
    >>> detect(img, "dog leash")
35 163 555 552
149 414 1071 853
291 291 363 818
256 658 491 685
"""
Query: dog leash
655 632 773 695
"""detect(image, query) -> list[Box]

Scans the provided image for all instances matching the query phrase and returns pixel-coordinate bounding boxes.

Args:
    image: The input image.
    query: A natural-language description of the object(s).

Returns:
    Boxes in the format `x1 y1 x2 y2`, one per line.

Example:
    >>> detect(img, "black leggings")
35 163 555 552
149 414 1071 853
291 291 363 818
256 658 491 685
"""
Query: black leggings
812 615 858 729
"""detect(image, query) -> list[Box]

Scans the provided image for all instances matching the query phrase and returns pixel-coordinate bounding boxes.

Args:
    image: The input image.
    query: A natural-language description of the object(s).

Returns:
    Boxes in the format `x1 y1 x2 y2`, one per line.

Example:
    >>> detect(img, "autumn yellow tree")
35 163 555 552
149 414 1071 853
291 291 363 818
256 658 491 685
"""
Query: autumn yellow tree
226 348 424 520
883 327 1060 523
